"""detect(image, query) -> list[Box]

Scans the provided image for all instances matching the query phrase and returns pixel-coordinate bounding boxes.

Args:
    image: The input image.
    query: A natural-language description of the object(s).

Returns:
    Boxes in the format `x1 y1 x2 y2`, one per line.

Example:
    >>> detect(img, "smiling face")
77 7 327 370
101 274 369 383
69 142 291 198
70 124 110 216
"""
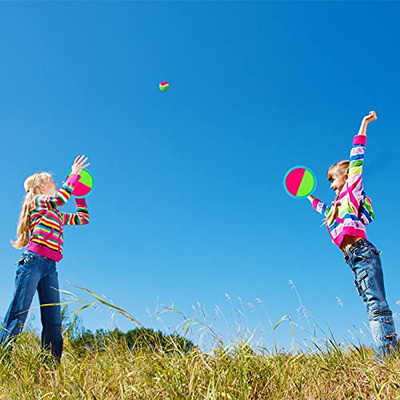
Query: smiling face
327 160 350 197
328 172 348 196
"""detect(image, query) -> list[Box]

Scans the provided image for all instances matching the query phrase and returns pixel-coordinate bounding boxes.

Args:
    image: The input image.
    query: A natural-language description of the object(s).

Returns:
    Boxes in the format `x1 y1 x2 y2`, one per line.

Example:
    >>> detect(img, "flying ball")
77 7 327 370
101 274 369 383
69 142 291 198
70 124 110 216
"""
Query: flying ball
65 168 94 198
159 81 170 92
283 166 316 199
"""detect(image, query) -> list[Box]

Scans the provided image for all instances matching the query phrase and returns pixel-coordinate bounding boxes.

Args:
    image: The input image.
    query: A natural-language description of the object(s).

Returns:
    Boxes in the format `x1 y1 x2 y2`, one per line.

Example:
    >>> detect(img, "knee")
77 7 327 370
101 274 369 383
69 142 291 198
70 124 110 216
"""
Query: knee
368 306 392 321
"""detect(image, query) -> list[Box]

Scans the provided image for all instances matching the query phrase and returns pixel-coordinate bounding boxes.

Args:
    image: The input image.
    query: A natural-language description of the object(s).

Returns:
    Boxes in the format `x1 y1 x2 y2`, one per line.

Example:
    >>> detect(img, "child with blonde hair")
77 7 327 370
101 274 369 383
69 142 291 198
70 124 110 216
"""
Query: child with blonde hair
0 155 90 361
308 111 397 359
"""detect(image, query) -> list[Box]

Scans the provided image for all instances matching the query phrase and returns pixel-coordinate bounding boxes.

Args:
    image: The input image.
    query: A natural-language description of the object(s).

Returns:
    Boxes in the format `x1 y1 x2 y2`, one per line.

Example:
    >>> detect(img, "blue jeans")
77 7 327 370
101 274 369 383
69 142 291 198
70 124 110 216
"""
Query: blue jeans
0 250 63 360
345 239 397 358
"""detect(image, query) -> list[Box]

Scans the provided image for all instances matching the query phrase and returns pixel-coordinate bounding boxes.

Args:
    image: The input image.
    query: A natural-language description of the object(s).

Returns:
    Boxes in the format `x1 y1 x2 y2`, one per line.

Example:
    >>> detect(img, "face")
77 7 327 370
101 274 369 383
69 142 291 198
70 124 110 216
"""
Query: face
39 178 58 195
328 172 348 196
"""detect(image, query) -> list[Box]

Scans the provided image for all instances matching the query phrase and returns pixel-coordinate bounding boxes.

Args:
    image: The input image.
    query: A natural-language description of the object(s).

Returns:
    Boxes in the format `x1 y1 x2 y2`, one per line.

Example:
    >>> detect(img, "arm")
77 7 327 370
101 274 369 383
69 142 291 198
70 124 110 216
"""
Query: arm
348 111 377 180
62 198 90 225
33 155 90 210
34 174 80 209
357 110 377 136
307 195 331 217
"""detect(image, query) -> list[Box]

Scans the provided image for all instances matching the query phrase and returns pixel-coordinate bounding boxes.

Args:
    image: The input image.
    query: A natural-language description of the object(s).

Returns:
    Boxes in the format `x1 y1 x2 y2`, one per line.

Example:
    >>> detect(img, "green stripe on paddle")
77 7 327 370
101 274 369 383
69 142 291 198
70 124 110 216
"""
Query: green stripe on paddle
296 169 315 197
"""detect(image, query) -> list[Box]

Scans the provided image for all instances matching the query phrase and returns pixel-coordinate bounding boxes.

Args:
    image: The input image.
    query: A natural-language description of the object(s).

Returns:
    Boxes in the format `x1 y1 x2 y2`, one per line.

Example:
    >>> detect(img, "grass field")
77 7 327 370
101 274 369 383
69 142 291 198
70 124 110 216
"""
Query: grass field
1 329 400 400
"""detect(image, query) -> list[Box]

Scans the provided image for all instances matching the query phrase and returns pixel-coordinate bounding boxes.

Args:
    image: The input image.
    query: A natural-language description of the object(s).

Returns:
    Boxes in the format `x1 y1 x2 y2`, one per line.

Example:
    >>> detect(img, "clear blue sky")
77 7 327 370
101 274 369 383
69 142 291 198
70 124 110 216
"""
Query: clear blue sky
0 2 399 352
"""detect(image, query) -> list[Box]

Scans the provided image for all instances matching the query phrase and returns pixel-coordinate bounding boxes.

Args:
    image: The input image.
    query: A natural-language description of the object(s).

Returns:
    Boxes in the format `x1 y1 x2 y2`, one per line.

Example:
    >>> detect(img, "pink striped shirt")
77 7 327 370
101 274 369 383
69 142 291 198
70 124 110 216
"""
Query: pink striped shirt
26 174 90 261
311 134 367 248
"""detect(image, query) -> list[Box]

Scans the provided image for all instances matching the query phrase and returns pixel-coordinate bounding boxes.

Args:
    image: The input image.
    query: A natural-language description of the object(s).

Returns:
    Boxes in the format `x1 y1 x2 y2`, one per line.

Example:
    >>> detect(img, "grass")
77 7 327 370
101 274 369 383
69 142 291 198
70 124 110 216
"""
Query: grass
1 283 400 399
1 330 400 399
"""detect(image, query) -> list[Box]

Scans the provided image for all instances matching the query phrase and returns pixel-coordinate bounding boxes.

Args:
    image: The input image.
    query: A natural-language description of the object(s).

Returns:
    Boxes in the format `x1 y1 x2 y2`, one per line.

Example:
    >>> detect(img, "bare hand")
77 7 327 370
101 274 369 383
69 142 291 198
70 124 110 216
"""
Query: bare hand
71 155 90 175
363 110 377 124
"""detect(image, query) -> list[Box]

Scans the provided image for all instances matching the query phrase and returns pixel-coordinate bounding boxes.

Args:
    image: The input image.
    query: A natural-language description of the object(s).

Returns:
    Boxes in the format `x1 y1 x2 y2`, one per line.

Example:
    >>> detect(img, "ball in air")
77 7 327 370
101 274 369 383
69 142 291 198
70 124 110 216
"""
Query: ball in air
159 81 170 92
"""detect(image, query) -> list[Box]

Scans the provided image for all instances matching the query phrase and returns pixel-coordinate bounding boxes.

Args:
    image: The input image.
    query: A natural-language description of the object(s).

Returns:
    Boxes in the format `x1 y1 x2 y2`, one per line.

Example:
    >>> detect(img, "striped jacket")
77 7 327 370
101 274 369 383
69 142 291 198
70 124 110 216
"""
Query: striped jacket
26 174 90 261
311 134 370 248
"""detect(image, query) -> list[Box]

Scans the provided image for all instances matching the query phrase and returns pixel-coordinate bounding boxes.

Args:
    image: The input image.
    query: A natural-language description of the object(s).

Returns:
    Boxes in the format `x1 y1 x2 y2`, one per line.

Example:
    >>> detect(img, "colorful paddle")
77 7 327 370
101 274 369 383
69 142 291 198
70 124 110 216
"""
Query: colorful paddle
283 166 316 199
65 168 94 198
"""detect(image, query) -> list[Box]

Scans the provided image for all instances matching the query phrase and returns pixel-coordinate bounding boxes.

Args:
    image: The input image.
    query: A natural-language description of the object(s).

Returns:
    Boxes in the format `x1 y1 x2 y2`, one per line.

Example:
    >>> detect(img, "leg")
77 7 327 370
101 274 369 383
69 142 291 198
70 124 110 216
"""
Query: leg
0 254 44 348
350 243 397 358
37 262 63 361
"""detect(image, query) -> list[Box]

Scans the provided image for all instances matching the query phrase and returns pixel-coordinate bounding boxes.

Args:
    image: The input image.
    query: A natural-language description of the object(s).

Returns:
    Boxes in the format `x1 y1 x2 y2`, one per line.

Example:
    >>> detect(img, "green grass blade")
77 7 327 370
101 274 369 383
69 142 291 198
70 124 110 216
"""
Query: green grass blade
69 302 97 318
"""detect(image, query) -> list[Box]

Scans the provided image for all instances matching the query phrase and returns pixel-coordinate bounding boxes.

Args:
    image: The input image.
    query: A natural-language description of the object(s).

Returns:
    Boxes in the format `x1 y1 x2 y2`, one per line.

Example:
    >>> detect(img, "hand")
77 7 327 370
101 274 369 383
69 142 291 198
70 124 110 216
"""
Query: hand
71 155 90 175
363 110 377 124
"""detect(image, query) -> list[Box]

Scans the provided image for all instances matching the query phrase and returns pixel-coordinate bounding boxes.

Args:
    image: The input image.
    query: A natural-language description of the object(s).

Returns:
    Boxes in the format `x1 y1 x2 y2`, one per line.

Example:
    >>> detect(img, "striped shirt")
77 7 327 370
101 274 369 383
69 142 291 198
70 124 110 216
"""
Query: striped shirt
26 174 90 261
311 134 367 248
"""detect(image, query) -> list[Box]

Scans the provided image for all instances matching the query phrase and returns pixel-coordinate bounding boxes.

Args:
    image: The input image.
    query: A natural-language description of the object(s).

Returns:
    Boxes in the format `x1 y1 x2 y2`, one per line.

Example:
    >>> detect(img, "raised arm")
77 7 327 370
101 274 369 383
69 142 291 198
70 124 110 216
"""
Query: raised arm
62 198 90 225
357 110 377 136
34 174 80 209
348 111 377 181
307 195 331 217
33 155 90 210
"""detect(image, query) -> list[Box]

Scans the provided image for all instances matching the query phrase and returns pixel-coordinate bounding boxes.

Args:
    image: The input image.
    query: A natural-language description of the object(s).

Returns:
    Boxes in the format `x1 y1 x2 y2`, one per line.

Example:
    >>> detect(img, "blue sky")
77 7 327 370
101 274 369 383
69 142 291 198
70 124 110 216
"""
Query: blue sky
0 1 399 352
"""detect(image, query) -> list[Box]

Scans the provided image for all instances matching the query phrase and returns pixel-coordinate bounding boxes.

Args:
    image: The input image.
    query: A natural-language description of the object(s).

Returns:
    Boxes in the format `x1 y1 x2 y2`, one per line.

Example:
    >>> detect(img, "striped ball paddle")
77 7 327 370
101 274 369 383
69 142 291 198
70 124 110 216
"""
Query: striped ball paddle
283 166 316 199
65 168 94 198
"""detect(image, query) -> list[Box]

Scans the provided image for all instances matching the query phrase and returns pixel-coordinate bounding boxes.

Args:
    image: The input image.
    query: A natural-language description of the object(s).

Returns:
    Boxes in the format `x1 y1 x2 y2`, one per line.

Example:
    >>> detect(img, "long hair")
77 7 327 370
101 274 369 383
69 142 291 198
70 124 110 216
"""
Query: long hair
11 172 53 249
325 160 350 226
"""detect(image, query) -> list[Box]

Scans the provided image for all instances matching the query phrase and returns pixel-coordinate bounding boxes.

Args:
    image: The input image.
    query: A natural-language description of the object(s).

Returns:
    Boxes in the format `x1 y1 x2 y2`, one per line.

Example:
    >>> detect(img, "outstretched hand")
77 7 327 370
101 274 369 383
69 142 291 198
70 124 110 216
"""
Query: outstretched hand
307 195 315 202
71 155 90 175
363 110 377 124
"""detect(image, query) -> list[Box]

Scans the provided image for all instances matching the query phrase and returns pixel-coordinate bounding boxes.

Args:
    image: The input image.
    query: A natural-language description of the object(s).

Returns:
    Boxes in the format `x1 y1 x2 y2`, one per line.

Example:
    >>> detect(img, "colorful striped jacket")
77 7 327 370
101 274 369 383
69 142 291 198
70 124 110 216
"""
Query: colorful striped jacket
26 174 90 261
311 134 371 248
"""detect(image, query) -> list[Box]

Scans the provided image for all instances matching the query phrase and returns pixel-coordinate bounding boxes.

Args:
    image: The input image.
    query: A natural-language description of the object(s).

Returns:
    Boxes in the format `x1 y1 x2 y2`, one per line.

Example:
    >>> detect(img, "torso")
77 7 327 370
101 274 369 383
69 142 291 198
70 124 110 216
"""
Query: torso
340 235 363 252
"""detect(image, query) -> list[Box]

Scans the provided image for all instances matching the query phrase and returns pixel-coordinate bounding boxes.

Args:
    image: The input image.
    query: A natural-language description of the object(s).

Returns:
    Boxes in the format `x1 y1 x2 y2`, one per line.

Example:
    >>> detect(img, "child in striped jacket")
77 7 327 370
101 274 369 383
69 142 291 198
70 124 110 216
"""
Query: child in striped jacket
0 155 90 362
307 111 397 360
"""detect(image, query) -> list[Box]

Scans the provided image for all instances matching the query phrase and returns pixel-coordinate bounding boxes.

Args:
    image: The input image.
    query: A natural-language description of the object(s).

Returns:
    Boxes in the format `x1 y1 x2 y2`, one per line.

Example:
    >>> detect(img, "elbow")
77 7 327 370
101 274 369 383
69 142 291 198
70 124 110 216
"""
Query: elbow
55 195 69 208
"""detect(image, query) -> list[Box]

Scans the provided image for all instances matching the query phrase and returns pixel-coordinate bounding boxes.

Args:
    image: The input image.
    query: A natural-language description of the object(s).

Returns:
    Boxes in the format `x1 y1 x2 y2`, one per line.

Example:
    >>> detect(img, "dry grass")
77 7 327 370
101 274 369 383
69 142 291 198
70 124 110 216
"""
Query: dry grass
1 332 400 399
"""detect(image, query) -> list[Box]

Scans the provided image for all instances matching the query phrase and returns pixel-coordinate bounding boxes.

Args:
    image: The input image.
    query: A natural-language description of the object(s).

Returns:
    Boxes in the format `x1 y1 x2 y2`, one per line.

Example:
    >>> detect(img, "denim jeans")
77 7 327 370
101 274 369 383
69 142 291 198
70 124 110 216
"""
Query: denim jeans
345 239 397 358
0 250 63 360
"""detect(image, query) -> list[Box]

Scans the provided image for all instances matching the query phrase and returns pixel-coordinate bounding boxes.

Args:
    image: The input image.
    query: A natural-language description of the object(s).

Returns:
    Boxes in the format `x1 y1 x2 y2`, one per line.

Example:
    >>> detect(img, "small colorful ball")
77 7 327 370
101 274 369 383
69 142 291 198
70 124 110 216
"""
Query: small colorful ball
159 81 170 92
283 166 317 199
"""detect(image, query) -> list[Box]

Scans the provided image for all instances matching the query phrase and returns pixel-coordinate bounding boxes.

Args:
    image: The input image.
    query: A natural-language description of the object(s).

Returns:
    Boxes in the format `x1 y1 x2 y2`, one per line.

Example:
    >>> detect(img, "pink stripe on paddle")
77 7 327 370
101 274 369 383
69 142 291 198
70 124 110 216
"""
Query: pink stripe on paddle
285 168 306 196
73 182 92 197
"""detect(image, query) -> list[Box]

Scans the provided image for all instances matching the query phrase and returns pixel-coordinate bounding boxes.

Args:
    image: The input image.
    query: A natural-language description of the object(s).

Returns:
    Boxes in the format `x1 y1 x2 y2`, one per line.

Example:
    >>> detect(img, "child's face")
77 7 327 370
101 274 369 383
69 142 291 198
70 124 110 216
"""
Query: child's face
328 172 348 196
39 178 58 195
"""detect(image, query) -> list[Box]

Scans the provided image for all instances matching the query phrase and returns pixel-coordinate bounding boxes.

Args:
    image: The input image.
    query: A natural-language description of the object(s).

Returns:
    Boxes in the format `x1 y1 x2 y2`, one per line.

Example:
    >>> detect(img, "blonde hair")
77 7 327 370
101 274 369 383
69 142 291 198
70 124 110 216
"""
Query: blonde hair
325 160 350 226
11 172 53 249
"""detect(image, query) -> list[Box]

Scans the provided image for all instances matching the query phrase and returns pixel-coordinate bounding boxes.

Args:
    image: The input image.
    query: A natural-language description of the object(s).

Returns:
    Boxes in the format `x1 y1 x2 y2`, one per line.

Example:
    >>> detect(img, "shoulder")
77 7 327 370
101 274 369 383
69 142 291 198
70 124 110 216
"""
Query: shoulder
29 195 40 209
29 195 57 210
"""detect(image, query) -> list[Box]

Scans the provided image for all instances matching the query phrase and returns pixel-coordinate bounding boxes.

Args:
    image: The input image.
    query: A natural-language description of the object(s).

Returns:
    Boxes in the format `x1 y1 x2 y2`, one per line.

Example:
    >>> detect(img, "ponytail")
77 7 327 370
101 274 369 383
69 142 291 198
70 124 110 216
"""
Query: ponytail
11 191 35 249
324 160 350 226
11 172 52 249
325 200 339 227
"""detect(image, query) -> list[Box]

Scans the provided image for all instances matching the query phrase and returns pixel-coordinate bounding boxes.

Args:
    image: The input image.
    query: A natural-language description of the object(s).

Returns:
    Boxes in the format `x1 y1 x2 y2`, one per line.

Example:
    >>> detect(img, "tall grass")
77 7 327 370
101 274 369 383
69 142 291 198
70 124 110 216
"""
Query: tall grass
1 331 400 399
1 282 400 399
